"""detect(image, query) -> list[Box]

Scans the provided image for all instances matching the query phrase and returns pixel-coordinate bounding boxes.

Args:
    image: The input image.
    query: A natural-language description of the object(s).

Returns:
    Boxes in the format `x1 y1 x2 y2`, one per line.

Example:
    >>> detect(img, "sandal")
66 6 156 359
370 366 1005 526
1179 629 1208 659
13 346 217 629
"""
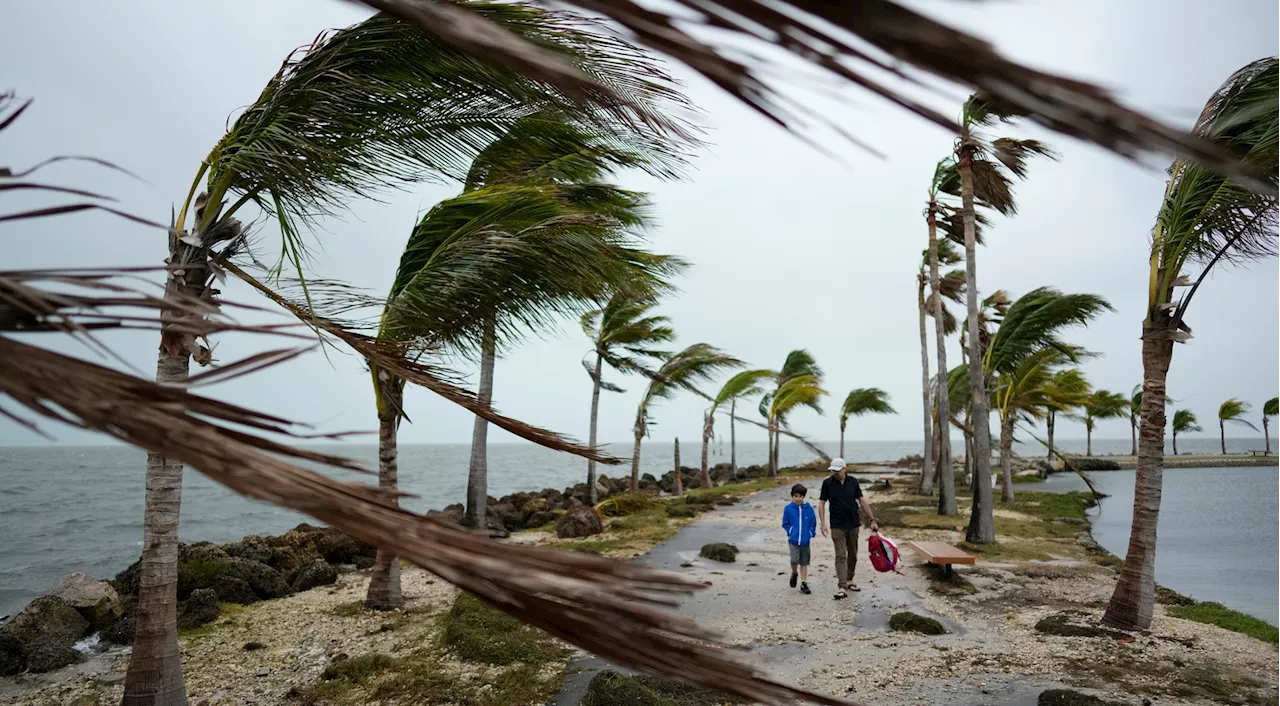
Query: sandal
847 583 862 592
833 590 847 600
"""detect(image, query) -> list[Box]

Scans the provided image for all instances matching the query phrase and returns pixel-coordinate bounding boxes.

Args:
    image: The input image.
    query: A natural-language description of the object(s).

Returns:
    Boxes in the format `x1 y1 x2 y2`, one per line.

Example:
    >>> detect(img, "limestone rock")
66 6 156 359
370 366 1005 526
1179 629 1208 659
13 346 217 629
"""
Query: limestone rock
53 572 122 631
555 505 604 539
291 559 338 592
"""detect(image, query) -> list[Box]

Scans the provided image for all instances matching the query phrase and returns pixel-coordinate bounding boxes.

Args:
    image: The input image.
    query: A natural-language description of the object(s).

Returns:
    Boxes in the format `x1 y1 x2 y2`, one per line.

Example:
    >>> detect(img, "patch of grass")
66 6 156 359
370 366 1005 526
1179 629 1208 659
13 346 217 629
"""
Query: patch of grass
581 669 745 706
598 493 659 517
559 538 628 554
440 592 561 665
177 556 229 592
1013 474 1045 484
1167 602 1279 644
609 511 670 533
177 602 249 638
1071 654 1272 706
322 653 398 682
1154 585 1195 606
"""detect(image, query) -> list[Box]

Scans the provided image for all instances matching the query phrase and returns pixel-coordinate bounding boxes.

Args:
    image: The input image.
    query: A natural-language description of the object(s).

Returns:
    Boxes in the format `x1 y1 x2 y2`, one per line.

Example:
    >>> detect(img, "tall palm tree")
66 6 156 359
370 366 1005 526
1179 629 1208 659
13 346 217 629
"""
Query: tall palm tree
839 389 896 458
1042 369 1091 462
1217 398 1258 454
764 350 824 476
630 343 743 490
1264 398 1279 455
917 217 965 498
583 294 675 503
1079 390 1129 457
1171 409 1201 456
123 10 696 701
975 287 1108 525
943 93 1057 543
990 348 1074 502
1104 58 1277 633
706 369 773 480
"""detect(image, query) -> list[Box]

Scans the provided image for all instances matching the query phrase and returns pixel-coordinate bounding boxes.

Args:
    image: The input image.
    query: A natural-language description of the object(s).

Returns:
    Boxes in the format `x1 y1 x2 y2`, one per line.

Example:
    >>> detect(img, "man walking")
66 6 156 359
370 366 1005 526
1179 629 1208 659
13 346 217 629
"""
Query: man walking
818 458 878 599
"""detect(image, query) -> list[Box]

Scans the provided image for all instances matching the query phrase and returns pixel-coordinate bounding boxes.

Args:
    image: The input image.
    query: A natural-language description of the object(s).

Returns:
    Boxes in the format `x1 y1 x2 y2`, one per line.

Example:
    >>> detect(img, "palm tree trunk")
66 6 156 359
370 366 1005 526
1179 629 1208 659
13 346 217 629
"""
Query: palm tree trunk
766 420 776 479
366 377 403 610
1102 327 1174 630
839 427 845 459
928 204 955 514
123 232 209 706
1087 424 1094 456
630 428 644 491
586 353 603 505
1046 412 1055 462
959 145 995 544
917 277 935 495
1220 419 1227 454
729 400 737 478
999 413 1015 503
700 412 713 489
464 320 496 529
772 425 781 475
673 437 683 496
1131 416 1138 456
1265 418 1272 455
1172 429 1178 456
963 430 973 488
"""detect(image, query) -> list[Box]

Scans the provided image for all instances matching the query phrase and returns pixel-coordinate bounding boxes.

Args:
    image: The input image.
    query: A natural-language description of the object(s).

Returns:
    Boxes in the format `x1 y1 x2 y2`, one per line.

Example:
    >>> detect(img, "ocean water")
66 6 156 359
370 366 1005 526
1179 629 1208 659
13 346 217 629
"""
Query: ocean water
1037 469 1279 624
0 437 1270 618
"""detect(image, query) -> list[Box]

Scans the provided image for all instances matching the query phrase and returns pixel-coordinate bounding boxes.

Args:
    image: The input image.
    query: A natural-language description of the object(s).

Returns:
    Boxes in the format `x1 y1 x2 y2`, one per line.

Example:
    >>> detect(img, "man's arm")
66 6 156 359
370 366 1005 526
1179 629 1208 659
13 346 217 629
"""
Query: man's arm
859 496 879 531
817 500 828 536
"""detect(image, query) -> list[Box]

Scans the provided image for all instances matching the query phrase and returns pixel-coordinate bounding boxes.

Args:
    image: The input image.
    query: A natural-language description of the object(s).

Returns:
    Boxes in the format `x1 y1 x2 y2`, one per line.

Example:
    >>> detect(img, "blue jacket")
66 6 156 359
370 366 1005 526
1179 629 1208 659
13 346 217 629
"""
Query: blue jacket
782 502 817 546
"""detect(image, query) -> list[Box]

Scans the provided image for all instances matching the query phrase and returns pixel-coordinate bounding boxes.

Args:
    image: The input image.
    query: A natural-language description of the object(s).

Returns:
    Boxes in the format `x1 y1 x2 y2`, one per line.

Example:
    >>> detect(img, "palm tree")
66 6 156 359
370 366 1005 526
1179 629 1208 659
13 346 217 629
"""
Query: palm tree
583 294 675 503
942 94 1058 544
917 211 965 498
1104 58 1277 633
763 350 824 476
1042 369 1091 463
1171 409 1201 456
839 389 896 458
122 10 697 700
1080 390 1129 457
630 344 743 491
1217 398 1258 454
1264 398 1279 455
706 369 773 480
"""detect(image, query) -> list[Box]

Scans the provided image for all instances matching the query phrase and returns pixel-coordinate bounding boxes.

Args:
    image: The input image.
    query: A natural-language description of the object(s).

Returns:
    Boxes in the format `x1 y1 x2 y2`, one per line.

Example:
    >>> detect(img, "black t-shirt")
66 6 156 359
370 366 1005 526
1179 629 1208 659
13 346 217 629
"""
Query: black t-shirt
819 474 863 529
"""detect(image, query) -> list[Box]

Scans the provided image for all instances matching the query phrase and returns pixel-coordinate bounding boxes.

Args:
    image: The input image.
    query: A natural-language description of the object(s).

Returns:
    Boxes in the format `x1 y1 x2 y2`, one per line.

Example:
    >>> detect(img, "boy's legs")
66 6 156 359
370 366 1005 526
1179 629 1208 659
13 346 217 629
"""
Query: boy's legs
798 543 809 580
788 543 800 587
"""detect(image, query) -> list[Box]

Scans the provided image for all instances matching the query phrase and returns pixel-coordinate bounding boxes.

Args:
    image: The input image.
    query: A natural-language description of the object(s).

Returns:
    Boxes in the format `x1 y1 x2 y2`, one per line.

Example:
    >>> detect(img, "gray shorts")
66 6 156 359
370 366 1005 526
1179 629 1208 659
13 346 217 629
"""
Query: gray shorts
788 542 810 566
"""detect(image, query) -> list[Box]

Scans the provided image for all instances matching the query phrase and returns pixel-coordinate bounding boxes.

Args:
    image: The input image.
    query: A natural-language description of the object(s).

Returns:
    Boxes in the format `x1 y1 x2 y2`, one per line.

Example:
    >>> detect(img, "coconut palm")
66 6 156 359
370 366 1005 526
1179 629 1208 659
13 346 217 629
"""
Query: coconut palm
1217 398 1259 454
706 369 774 480
917 213 966 498
1264 398 1279 455
839 389 896 458
1079 390 1129 457
1103 58 1278 632
583 293 675 503
630 344 743 491
1171 409 1201 456
940 93 1057 542
1042 369 1091 463
990 348 1077 502
763 350 824 476
975 287 1109 523
122 10 697 700
1127 385 1143 456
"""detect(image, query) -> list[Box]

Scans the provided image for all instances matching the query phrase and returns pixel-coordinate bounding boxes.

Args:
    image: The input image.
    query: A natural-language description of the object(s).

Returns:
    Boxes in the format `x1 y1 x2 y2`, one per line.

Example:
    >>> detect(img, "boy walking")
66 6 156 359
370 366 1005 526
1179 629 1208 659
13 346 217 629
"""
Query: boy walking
781 483 817 594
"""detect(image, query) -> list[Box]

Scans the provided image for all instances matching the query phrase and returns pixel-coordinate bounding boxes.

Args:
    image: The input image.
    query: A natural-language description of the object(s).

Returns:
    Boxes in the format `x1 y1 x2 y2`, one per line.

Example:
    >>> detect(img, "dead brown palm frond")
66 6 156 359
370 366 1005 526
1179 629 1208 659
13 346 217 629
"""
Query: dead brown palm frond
224 261 622 464
356 0 1272 192
0 335 856 706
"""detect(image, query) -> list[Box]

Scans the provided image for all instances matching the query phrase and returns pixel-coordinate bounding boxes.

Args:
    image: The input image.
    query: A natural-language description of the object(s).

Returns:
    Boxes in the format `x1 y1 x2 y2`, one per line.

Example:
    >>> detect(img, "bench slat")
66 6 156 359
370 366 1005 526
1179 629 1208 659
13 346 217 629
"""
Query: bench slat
907 541 976 565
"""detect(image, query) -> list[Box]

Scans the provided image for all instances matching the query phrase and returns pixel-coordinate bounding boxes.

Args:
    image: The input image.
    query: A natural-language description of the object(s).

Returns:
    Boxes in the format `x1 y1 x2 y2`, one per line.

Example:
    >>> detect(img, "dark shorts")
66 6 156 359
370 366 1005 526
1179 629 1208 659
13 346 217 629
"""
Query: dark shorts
788 542 810 566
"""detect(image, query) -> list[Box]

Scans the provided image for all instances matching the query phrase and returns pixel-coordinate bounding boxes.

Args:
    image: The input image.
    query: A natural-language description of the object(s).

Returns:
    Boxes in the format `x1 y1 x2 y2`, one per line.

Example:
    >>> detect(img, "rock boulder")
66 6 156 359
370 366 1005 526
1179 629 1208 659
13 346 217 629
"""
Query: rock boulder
177 588 220 631
23 633 82 672
1 596 88 646
53 572 122 631
224 558 291 600
555 505 604 539
291 559 338 592
212 575 259 605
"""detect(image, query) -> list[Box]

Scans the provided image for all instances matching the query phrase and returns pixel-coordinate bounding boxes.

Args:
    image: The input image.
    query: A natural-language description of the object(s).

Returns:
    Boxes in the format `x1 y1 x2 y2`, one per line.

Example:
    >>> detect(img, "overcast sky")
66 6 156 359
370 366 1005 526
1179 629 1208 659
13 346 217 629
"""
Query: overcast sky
3 0 1277 451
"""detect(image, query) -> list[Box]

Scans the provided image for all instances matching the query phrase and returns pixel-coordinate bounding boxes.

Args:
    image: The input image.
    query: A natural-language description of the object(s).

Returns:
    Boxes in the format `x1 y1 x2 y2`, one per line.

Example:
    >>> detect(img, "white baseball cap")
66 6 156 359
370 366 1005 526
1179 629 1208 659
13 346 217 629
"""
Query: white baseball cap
828 458 847 471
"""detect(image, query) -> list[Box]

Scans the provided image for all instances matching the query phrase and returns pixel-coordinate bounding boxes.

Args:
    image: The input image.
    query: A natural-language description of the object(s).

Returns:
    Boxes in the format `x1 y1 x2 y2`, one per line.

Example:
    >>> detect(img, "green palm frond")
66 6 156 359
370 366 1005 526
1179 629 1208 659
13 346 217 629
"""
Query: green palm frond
839 388 895 430
1041 368 1092 413
1151 58 1278 327
712 368 775 412
584 292 677 386
946 364 970 414
984 288 1113 375
1172 409 1202 435
779 349 822 383
1264 397 1279 417
758 392 774 421
992 347 1071 420
771 374 827 421
635 343 743 433
1084 390 1130 426
1218 397 1259 430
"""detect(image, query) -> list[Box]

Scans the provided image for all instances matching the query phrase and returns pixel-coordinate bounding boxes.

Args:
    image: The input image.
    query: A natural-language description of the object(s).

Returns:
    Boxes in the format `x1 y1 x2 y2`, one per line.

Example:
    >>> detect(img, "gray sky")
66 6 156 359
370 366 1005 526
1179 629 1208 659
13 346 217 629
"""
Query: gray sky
3 0 1277 451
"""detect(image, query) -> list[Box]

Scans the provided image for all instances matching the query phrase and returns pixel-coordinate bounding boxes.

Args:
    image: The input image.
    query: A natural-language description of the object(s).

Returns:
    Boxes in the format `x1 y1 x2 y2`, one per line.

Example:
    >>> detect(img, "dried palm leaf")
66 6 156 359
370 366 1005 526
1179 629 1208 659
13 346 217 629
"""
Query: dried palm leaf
355 0 1273 192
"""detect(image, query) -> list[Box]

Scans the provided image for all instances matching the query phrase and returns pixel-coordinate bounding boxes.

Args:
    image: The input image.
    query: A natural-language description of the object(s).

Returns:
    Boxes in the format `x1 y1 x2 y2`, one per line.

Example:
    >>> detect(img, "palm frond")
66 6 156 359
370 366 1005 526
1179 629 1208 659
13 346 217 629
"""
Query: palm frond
1041 368 1092 413
1264 397 1279 417
771 374 827 420
636 343 744 428
1172 409 1202 434
1152 58 1278 323
984 288 1113 375
779 349 822 382
712 368 775 410
839 388 895 430
1218 397 1259 430
360 0 1275 191
1084 390 1130 423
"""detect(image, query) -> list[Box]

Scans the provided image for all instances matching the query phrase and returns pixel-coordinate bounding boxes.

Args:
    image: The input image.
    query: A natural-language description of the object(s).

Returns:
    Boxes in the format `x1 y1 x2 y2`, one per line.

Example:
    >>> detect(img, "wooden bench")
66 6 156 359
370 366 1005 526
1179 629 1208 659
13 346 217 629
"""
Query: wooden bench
1249 450 1267 457
907 541 975 576
877 475 895 488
